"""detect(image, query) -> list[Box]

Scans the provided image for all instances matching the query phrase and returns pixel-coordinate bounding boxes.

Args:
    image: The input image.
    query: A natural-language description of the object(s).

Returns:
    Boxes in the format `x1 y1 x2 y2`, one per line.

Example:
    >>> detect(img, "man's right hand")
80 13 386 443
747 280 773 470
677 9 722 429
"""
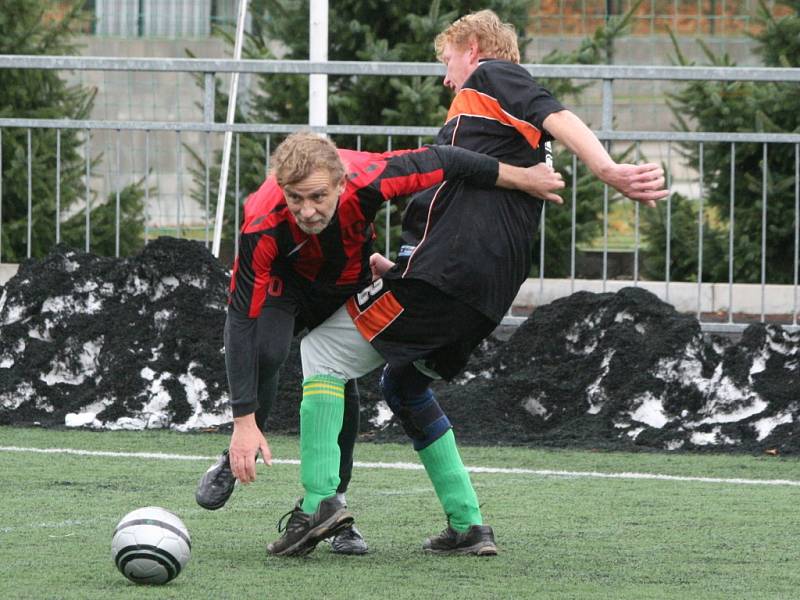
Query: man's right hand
229 413 272 484
370 253 395 280
498 162 565 204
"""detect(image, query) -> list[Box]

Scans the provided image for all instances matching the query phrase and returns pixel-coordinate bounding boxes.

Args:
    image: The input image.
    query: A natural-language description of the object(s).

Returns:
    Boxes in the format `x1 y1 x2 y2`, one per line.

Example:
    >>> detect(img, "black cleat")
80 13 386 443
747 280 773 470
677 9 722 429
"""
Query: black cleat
195 450 236 510
330 525 368 555
267 496 354 557
422 524 498 556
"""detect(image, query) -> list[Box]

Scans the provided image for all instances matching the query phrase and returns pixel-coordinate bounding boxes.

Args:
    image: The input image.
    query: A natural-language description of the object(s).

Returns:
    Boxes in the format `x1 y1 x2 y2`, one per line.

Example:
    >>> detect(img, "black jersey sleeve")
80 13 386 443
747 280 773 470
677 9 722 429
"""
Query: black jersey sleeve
356 145 500 220
375 145 499 199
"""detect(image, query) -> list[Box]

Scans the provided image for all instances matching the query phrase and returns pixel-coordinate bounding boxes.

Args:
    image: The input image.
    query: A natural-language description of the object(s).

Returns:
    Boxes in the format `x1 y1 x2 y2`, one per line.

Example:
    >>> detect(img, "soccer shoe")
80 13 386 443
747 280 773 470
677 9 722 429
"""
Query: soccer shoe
195 450 235 510
267 496 354 557
330 525 369 555
422 524 498 556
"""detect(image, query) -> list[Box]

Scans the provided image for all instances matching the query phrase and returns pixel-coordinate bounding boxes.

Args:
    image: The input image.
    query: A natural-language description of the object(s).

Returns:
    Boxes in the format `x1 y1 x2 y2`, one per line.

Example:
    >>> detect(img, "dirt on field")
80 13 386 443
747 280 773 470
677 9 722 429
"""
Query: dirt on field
1 238 798 454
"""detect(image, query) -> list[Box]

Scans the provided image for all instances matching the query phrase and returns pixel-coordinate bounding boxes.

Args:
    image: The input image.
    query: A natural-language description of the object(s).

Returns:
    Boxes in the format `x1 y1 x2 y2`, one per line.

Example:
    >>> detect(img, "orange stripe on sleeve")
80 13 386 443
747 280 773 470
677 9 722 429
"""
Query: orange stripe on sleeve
346 292 404 342
446 89 543 150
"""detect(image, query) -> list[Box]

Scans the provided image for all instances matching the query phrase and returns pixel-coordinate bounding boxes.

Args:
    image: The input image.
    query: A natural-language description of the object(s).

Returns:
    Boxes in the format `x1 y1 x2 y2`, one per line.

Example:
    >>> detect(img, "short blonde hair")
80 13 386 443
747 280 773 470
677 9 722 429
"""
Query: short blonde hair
434 9 520 64
271 131 345 187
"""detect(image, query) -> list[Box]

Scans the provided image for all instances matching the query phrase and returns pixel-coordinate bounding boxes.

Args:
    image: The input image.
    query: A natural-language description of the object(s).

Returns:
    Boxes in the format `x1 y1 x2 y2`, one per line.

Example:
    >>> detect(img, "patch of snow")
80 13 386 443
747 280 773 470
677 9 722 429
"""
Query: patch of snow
626 427 645 440
565 315 605 355
664 439 685 450
749 353 767 376
3 304 25 325
689 427 737 446
28 320 55 341
370 400 393 428
149 343 163 362
63 259 80 272
614 310 634 323
126 275 150 296
153 309 173 332
64 399 108 429
41 294 103 315
0 288 6 314
65 411 101 428
40 338 102 386
173 362 231 431
629 392 669 428
0 382 36 410
694 381 768 424
153 276 180 300
752 410 795 441
459 371 476 383
185 276 207 289
690 430 718 446
522 394 549 419
586 350 614 414
75 281 98 293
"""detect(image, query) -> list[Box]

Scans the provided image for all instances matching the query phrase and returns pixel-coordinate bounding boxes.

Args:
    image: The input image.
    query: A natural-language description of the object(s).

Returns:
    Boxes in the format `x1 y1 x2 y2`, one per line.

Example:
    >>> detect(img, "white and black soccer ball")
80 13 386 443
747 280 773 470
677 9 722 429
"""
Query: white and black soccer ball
111 506 191 585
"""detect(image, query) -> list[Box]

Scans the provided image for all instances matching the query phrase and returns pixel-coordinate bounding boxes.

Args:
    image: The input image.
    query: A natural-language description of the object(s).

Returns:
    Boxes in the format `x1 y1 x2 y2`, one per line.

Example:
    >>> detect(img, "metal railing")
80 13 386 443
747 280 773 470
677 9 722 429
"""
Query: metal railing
0 56 798 333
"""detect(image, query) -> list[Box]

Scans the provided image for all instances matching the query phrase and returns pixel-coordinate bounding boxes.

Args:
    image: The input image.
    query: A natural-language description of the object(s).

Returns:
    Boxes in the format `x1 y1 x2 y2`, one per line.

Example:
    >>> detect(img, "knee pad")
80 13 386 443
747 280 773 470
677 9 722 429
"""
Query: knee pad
379 365 451 451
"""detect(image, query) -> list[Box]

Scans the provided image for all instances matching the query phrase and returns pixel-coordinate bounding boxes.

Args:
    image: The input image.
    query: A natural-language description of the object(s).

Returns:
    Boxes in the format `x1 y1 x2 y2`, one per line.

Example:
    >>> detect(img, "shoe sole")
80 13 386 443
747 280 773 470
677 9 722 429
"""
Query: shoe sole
423 542 498 556
268 510 354 557
330 545 369 556
195 483 235 510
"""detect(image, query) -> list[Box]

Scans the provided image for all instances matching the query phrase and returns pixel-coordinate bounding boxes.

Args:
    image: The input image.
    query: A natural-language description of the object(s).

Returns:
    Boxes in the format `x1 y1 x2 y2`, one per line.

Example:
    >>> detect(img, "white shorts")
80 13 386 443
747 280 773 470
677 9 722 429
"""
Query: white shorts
300 304 385 381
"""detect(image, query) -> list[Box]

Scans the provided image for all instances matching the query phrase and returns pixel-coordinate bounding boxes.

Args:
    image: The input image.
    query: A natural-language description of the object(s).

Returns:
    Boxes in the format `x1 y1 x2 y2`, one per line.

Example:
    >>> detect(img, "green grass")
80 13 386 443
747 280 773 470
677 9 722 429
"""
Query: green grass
1 427 799 599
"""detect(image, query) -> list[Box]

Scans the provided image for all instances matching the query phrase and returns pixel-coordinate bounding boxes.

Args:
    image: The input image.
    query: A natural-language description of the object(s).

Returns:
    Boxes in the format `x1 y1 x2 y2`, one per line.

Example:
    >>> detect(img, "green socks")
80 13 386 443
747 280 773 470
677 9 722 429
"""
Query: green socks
418 429 482 532
300 375 345 514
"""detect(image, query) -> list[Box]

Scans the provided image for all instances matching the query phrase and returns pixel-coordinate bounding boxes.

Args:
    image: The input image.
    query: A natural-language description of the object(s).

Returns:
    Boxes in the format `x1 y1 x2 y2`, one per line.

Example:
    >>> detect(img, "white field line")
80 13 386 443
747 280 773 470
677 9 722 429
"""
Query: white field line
2 445 800 487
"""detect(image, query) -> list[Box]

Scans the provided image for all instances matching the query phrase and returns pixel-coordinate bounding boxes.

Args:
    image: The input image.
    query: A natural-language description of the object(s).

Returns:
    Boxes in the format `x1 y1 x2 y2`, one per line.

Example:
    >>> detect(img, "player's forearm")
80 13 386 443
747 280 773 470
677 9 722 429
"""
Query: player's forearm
543 110 615 182
495 163 531 190
430 145 500 189
224 308 260 418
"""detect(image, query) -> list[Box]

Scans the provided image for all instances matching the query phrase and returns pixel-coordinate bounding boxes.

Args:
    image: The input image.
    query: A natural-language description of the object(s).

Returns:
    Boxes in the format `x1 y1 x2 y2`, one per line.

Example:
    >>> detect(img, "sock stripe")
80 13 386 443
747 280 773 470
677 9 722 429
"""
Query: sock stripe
303 383 345 395
303 391 345 400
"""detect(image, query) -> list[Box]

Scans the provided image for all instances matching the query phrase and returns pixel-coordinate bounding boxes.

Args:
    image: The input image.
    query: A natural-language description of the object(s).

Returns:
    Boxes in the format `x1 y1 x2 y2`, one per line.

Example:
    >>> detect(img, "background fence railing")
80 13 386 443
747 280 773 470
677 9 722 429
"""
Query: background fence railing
0 56 798 332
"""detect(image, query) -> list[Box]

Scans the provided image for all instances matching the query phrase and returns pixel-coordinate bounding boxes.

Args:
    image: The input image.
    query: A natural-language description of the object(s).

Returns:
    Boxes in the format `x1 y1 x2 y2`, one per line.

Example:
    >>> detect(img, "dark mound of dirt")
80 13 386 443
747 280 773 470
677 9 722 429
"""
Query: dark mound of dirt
1 242 797 454
0 238 229 430
435 288 799 454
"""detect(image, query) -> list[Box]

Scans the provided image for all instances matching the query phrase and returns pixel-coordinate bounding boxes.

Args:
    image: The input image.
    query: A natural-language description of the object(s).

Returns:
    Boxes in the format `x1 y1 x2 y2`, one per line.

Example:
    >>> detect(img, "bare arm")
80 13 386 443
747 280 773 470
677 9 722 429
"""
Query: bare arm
496 162 566 204
542 110 669 208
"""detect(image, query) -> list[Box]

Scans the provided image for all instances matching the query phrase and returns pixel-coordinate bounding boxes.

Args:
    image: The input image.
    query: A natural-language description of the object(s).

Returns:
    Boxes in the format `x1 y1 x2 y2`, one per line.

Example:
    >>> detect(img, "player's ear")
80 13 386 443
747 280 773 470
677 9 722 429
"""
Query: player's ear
468 39 480 63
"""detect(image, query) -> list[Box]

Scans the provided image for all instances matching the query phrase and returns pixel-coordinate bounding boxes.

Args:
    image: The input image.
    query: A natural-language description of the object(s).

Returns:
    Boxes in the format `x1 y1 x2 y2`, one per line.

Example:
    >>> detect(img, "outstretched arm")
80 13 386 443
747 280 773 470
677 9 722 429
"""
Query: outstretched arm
542 110 669 207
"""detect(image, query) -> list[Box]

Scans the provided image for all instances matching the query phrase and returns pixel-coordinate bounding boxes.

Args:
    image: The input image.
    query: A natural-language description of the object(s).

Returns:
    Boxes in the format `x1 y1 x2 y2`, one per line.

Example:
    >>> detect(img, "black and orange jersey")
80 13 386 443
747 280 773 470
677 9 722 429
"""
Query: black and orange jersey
228 145 501 318
388 59 565 323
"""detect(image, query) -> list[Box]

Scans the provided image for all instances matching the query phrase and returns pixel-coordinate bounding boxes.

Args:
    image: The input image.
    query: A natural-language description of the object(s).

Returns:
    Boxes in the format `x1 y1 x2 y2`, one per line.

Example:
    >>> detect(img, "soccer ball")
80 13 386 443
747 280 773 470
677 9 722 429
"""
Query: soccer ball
111 506 191 585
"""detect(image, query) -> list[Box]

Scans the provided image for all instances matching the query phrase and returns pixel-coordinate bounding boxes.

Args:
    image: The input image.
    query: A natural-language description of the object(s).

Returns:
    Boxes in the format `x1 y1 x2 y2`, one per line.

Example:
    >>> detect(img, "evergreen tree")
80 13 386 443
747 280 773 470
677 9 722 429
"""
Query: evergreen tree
642 0 800 284
0 0 144 261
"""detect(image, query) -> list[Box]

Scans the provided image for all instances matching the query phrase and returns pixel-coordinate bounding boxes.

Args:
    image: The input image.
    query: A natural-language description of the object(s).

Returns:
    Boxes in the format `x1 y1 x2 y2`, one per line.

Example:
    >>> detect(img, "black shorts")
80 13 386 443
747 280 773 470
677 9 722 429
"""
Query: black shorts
264 264 356 333
345 277 496 380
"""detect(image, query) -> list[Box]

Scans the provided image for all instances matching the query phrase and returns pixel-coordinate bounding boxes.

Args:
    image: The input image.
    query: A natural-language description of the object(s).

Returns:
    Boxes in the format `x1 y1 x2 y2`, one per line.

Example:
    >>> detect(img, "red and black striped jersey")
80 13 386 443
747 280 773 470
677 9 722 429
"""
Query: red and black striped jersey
229 145 500 318
389 59 565 323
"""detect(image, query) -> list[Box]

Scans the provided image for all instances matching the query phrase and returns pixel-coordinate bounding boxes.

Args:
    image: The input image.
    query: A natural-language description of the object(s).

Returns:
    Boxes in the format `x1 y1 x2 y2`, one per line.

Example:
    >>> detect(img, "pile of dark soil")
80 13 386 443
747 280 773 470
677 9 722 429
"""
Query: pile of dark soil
0 238 229 430
1 239 797 453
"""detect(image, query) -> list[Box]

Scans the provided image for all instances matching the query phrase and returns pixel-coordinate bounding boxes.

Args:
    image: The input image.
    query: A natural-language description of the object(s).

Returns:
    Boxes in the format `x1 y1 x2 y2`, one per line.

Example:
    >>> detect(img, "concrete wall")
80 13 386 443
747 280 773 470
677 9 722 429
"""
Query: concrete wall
514 278 799 320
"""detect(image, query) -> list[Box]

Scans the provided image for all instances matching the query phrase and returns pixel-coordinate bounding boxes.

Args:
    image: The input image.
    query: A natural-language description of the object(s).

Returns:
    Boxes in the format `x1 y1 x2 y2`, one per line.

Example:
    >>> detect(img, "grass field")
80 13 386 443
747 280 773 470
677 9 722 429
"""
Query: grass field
1 426 799 600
